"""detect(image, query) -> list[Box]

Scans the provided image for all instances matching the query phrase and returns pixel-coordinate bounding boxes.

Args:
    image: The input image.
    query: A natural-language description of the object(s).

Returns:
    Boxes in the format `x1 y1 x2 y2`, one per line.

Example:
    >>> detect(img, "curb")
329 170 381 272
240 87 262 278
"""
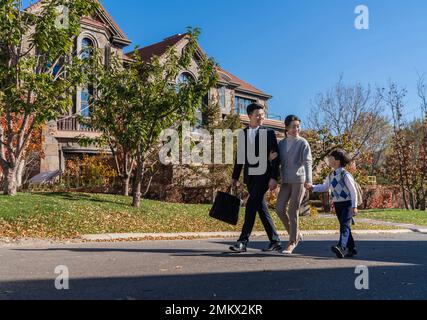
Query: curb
81 229 418 242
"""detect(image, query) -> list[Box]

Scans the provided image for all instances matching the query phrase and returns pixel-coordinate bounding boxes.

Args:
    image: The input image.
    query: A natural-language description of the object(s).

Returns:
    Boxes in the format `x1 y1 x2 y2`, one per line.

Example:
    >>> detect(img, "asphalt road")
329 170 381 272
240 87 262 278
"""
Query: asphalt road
0 233 426 300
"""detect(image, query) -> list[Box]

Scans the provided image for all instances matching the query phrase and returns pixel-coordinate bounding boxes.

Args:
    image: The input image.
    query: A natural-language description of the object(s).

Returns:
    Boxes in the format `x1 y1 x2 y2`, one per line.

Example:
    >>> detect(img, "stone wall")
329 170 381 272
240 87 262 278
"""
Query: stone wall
40 121 61 172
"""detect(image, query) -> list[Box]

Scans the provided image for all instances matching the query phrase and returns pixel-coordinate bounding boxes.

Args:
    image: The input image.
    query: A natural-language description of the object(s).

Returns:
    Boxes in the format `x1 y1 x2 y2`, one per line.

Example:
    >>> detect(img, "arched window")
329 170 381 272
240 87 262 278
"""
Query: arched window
177 72 194 85
177 72 203 129
78 36 95 120
80 86 93 118
81 37 94 60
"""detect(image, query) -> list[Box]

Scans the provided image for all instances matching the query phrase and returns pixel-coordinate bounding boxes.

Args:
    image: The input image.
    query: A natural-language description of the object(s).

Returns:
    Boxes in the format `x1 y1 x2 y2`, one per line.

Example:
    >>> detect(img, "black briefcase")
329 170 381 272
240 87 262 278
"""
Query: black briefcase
209 189 241 226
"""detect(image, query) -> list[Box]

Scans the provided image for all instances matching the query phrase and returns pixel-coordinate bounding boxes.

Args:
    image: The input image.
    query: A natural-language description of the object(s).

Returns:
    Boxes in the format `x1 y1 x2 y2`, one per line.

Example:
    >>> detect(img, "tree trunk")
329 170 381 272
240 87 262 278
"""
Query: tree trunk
409 191 416 210
4 167 18 196
122 175 130 197
16 159 26 190
400 185 409 210
322 192 331 213
421 184 427 211
422 193 427 211
132 163 144 208
419 198 425 211
143 174 155 198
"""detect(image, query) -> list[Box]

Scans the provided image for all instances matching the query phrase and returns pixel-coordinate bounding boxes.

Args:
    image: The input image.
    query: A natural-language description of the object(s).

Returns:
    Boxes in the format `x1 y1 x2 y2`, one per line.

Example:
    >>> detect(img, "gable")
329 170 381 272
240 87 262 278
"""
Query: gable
95 1 131 47
26 0 131 48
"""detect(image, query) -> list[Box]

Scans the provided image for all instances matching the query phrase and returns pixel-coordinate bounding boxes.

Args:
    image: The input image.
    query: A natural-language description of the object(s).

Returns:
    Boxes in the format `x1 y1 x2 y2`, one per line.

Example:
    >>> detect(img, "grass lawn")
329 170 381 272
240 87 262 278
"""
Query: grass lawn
0 192 399 240
360 209 427 227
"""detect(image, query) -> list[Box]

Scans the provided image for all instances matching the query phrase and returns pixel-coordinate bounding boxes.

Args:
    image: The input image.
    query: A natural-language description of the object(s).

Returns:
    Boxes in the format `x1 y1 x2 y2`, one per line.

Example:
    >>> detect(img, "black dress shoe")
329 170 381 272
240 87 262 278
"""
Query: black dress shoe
331 245 345 259
262 242 282 252
345 248 358 258
229 242 247 253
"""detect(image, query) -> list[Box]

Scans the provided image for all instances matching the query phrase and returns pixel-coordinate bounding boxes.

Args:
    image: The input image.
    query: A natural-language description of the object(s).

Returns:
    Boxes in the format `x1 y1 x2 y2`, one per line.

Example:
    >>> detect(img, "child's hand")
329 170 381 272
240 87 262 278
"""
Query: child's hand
304 182 313 190
230 179 238 187
269 151 278 162
352 208 358 216
269 179 278 192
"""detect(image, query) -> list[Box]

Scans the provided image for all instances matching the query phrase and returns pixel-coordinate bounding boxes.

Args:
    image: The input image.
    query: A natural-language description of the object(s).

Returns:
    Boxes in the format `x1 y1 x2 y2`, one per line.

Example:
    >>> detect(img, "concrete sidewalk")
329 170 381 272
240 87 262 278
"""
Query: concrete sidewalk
80 216 427 241
1 229 420 247
80 215 427 241
80 228 424 241
2 217 426 244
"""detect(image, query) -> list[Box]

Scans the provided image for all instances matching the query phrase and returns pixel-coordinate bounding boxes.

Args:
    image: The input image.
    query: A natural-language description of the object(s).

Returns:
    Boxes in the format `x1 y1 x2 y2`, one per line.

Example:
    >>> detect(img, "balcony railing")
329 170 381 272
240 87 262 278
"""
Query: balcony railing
236 110 283 122
57 116 98 132
266 113 282 121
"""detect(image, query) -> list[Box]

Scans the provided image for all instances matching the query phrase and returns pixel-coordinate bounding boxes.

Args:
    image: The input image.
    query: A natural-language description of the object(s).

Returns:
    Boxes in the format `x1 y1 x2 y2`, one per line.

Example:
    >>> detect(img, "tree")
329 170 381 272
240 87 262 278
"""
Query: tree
360 115 393 177
308 76 385 155
180 99 242 203
79 53 138 196
0 0 98 195
417 74 427 211
307 76 390 183
381 81 425 210
407 120 427 210
204 103 242 201
303 128 369 184
0 116 44 189
85 28 218 207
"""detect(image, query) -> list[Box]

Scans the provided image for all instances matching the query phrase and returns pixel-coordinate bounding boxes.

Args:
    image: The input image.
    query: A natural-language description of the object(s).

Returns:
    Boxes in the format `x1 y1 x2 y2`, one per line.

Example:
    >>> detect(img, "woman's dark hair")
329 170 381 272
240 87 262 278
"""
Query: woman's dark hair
246 103 264 116
329 149 352 167
284 115 301 137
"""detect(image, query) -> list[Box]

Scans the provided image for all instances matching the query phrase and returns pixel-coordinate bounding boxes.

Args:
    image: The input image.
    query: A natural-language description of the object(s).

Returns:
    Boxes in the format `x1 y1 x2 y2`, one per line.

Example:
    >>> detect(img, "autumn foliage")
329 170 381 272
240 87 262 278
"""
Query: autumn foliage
0 115 45 187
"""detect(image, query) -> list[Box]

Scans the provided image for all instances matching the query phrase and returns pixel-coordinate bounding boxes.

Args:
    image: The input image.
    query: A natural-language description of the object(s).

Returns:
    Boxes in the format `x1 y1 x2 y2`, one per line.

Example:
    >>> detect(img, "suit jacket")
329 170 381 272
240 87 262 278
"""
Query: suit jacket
232 126 280 186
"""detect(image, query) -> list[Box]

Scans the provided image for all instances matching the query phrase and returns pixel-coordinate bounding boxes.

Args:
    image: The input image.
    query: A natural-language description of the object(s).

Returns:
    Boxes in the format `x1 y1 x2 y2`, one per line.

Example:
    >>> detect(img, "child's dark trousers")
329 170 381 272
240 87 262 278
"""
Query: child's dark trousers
334 200 356 250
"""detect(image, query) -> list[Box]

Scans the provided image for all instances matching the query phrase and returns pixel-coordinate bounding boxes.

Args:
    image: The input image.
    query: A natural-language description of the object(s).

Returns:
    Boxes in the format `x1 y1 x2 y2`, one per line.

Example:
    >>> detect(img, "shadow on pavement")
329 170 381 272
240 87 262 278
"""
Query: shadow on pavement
0 263 426 300
12 239 427 265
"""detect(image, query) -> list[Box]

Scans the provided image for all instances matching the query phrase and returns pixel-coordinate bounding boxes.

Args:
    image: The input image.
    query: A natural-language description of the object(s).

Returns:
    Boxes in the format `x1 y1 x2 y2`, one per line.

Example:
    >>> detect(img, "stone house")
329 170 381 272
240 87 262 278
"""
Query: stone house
25 1 285 188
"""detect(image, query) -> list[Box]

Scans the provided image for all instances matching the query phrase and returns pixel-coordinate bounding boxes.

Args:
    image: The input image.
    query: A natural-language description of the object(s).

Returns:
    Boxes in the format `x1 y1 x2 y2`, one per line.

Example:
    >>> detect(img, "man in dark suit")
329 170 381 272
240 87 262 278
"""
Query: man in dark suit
230 103 282 253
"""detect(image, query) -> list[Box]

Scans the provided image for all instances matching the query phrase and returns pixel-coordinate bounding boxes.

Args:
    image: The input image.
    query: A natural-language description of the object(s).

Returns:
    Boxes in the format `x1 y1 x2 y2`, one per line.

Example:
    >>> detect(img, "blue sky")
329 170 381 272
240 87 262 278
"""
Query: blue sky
101 0 427 123
25 0 427 123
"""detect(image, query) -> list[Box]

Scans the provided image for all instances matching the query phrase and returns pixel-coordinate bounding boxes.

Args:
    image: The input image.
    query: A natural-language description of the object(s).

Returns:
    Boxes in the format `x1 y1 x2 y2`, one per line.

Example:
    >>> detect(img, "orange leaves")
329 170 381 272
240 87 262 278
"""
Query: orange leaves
62 153 118 191
0 116 44 187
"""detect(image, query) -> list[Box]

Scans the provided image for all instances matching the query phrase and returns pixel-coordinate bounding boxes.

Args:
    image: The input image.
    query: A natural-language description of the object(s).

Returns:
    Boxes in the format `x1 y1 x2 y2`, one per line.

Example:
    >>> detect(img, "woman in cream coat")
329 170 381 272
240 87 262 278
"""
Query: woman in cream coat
270 115 313 255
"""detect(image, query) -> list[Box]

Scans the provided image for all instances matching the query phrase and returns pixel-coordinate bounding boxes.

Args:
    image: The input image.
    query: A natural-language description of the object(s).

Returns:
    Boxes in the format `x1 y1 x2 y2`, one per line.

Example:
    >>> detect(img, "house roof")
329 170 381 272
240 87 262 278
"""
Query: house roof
216 67 271 98
25 0 131 47
126 33 188 62
25 0 43 12
94 0 131 46
127 34 271 98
